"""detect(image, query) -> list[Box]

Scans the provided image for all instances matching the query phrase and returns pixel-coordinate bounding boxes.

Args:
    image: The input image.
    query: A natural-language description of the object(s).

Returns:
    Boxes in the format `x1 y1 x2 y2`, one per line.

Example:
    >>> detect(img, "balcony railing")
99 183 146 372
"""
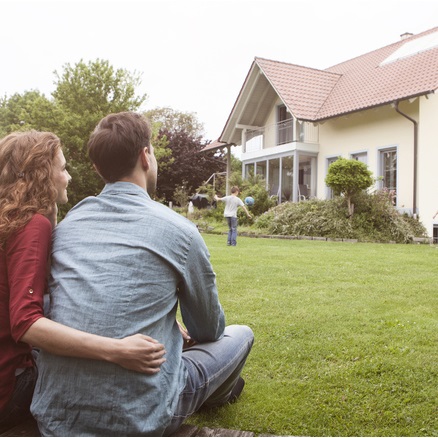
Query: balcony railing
243 118 319 153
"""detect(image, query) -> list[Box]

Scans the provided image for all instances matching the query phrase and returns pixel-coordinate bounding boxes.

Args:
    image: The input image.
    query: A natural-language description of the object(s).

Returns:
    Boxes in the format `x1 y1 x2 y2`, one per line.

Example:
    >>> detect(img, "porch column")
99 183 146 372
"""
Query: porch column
292 151 299 202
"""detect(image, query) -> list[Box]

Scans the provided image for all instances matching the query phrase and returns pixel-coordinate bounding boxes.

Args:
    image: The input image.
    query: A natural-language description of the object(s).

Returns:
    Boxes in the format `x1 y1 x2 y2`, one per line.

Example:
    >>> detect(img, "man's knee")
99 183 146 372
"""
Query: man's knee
225 325 254 347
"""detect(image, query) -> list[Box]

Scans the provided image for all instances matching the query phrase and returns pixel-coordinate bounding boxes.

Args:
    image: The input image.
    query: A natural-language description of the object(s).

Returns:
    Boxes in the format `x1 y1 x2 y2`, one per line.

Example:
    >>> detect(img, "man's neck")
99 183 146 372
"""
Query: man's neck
119 174 147 192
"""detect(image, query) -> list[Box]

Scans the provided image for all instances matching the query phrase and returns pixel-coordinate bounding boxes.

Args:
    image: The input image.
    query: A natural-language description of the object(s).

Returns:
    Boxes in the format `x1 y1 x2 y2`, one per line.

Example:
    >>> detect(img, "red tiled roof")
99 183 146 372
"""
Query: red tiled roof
255 26 438 121
255 58 340 120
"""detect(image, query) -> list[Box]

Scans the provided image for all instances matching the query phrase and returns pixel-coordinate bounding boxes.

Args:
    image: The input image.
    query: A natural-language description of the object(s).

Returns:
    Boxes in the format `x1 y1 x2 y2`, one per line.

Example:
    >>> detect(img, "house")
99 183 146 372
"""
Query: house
203 26 438 239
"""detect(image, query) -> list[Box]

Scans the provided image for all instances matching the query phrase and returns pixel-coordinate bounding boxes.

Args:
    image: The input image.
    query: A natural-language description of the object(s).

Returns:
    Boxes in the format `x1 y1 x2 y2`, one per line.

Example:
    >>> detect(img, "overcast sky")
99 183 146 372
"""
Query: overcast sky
1 0 437 141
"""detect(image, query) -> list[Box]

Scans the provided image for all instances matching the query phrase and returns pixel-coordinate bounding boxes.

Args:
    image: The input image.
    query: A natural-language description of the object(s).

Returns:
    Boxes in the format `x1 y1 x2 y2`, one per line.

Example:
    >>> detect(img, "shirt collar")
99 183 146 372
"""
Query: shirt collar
101 182 151 200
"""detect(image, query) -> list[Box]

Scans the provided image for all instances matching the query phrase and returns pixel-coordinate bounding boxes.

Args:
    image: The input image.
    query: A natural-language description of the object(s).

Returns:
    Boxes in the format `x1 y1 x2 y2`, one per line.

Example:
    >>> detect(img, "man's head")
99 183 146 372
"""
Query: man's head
231 186 240 195
87 112 154 187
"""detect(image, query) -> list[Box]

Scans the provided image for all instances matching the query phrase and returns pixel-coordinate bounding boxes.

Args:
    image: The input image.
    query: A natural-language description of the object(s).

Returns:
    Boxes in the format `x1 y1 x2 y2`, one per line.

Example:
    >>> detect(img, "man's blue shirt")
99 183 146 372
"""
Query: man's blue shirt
31 182 225 436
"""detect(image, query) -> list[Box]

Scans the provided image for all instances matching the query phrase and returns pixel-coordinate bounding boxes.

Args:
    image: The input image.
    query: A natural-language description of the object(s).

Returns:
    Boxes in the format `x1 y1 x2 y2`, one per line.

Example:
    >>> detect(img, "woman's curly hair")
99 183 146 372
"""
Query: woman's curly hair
0 130 61 246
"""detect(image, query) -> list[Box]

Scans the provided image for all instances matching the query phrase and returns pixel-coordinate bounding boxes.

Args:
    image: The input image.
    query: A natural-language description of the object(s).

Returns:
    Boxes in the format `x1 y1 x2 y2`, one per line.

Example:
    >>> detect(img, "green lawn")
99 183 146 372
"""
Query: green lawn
187 234 438 437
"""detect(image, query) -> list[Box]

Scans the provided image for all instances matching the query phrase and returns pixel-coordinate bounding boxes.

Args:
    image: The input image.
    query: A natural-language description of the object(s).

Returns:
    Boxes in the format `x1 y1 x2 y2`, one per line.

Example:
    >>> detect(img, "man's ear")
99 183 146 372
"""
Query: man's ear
140 147 150 171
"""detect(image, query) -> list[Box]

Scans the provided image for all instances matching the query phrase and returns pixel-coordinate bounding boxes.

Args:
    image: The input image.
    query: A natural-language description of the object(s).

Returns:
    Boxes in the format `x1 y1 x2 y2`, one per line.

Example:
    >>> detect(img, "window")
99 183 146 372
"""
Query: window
326 156 339 199
277 105 293 145
268 158 280 199
380 147 397 205
244 163 254 178
380 148 397 190
281 156 294 201
351 151 367 164
256 161 267 178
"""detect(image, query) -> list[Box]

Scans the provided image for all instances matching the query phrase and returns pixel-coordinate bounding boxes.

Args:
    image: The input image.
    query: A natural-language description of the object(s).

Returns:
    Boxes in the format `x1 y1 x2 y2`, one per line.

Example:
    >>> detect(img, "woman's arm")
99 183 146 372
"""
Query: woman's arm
21 318 166 374
8 215 165 374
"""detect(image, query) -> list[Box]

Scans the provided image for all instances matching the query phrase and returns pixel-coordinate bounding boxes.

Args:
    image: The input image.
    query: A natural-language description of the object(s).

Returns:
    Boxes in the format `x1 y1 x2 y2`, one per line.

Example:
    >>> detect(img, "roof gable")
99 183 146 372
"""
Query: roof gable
255 58 340 120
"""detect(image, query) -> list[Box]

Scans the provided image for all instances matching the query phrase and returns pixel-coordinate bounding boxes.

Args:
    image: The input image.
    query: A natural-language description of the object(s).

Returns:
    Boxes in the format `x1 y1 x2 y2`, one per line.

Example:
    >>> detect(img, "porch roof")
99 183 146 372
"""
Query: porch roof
215 26 438 146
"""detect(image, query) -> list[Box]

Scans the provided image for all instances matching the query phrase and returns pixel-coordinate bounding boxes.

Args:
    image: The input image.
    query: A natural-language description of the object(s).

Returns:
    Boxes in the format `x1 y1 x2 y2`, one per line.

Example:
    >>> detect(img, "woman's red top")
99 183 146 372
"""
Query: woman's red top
0 214 51 411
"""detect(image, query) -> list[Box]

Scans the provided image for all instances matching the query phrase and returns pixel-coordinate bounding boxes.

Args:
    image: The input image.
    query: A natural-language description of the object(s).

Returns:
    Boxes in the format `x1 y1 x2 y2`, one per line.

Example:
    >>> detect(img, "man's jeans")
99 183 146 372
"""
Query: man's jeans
226 217 238 246
164 325 254 436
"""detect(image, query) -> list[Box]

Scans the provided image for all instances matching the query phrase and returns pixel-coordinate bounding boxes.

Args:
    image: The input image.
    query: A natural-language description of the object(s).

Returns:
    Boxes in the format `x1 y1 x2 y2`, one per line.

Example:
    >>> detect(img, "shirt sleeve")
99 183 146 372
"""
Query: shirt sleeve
178 230 225 343
6 215 52 342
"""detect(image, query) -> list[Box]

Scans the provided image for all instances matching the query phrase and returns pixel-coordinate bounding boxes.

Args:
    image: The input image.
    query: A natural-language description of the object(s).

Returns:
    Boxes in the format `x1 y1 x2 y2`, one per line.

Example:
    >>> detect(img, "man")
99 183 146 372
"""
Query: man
214 187 252 246
31 112 254 436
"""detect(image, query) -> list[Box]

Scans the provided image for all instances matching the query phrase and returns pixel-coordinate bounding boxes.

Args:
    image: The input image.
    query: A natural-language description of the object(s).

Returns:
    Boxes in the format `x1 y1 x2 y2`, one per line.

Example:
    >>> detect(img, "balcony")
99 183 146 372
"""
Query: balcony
243 118 319 154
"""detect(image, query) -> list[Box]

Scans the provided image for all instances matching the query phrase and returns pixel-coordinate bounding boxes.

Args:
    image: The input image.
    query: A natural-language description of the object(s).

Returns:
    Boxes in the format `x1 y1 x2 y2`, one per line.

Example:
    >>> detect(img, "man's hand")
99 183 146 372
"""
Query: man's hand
177 321 196 349
112 334 166 374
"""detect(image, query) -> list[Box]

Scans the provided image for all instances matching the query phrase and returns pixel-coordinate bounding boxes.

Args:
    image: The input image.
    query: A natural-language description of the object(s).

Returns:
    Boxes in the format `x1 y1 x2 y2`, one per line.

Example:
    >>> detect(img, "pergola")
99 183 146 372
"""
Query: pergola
201 139 233 195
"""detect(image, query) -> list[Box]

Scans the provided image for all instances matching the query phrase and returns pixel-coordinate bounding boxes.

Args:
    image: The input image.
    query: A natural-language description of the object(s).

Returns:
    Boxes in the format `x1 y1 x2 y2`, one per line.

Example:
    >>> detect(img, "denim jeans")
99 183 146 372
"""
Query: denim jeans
226 217 238 246
163 325 254 436
0 365 37 433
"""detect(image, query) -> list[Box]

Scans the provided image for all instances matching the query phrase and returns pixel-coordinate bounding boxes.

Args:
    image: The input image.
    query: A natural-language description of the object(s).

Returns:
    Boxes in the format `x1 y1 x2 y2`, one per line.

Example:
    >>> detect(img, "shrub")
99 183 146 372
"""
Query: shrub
255 191 428 243
325 157 374 217
256 197 354 238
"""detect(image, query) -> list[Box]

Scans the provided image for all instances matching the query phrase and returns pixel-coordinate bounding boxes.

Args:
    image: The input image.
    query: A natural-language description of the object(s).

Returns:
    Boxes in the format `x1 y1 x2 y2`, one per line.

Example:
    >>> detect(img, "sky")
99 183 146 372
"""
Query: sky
0 0 437 142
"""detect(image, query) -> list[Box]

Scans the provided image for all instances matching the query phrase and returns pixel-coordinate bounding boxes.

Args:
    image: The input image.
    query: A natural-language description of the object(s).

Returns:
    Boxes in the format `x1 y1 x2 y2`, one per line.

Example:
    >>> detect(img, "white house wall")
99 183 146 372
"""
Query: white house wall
418 92 438 237
241 92 436 237
317 101 417 214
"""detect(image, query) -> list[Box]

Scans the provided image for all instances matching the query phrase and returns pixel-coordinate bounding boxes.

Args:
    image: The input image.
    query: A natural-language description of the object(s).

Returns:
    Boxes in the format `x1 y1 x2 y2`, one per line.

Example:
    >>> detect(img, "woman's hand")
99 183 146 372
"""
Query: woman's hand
22 318 166 375
111 334 166 374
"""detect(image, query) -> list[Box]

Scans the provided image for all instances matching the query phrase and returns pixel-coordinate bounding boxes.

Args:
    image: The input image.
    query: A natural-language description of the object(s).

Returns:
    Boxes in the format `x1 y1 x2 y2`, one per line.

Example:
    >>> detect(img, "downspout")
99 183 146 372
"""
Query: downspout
394 101 418 218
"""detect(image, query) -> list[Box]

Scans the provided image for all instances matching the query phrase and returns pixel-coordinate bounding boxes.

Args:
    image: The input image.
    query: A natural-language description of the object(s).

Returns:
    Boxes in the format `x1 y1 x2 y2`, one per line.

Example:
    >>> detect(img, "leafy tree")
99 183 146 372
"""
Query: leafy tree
156 128 226 203
145 107 204 138
0 91 57 137
325 157 374 218
52 59 148 216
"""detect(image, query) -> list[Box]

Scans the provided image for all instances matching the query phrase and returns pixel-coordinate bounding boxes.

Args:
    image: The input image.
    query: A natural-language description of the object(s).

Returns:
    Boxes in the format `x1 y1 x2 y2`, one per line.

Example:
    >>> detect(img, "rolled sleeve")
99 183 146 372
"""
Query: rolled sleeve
178 232 225 343
7 215 51 342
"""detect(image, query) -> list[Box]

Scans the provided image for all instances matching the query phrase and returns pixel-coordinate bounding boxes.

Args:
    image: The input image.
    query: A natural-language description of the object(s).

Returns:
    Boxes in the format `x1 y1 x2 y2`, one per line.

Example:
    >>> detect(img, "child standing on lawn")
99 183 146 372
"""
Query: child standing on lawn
214 186 252 246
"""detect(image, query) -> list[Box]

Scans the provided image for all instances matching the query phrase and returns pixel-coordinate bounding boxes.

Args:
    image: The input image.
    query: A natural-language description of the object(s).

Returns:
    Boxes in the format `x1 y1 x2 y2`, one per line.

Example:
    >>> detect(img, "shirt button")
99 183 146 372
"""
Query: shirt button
29 288 33 294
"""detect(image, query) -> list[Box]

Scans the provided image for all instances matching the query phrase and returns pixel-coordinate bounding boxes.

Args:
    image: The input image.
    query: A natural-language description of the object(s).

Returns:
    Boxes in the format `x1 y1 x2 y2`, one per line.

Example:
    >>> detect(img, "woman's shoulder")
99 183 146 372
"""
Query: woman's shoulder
23 214 52 234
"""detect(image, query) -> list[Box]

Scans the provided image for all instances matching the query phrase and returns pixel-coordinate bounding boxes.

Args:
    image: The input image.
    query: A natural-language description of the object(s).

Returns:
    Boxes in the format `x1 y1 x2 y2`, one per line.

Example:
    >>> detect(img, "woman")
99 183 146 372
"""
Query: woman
0 131 166 431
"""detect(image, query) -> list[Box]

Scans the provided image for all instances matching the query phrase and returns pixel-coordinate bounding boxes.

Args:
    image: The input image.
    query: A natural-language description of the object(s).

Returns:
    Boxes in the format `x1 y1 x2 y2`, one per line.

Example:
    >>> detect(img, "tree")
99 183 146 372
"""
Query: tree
0 91 57 137
145 107 204 138
156 128 226 203
52 59 148 216
325 157 374 218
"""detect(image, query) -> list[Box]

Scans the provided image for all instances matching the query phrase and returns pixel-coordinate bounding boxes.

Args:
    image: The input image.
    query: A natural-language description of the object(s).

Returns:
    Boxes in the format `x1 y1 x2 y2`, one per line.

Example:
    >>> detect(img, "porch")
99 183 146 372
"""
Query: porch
241 119 319 203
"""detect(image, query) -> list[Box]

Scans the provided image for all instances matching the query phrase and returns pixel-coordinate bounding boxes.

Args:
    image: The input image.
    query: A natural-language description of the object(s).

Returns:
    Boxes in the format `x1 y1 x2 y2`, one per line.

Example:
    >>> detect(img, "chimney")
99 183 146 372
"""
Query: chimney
400 32 414 40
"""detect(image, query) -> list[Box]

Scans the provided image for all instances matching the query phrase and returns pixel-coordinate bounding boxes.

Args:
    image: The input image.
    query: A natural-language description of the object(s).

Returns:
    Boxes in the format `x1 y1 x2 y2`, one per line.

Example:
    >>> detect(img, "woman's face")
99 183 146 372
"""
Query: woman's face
52 149 71 205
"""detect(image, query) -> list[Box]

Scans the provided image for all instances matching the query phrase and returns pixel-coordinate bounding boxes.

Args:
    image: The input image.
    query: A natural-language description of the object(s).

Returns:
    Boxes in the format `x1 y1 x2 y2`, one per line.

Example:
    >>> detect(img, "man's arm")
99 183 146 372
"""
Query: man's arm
178 231 226 343
20 318 166 374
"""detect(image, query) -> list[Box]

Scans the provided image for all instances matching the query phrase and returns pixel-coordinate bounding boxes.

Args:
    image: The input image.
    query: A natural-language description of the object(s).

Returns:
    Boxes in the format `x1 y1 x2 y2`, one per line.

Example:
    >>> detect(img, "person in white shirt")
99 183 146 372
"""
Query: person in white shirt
214 186 252 246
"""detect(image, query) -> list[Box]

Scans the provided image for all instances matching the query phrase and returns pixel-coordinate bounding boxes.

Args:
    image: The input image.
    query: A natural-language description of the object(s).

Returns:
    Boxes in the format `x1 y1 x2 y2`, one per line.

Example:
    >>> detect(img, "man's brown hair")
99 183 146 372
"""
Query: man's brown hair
87 112 152 182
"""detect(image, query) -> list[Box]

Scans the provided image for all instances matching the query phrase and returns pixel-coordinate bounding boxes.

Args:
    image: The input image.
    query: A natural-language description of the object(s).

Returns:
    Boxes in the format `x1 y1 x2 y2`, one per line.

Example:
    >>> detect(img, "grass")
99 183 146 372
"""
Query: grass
185 234 438 437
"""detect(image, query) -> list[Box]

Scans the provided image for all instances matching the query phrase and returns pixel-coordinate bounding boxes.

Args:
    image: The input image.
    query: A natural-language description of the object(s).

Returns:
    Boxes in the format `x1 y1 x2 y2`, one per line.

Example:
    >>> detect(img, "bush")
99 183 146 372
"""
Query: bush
255 197 354 238
255 190 428 243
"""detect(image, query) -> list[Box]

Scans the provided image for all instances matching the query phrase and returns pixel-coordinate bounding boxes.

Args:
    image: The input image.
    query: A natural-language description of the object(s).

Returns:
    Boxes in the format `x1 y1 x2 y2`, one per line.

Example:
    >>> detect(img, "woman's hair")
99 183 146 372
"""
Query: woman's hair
0 130 61 246
87 111 152 183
